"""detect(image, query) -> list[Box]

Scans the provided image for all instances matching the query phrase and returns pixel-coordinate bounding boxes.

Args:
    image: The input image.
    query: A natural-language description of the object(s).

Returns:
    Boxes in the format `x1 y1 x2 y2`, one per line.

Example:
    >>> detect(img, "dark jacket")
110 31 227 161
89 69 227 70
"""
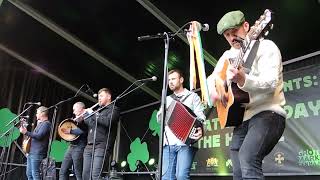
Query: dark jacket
84 103 120 153
70 121 88 146
25 120 52 155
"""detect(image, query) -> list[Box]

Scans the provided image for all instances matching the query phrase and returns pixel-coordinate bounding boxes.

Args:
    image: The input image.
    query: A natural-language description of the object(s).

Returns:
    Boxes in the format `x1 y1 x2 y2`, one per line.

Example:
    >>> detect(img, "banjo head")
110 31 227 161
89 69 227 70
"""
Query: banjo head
58 118 79 141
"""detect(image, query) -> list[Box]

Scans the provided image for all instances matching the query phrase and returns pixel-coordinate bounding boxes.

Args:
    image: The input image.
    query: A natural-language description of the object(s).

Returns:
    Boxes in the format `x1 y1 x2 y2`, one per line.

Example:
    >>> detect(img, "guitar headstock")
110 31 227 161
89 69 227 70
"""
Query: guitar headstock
20 118 29 128
248 9 274 40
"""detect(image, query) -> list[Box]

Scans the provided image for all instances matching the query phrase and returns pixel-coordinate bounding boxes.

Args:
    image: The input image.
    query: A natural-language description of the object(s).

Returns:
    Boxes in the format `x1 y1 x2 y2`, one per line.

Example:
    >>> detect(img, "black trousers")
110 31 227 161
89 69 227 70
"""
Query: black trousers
59 144 85 180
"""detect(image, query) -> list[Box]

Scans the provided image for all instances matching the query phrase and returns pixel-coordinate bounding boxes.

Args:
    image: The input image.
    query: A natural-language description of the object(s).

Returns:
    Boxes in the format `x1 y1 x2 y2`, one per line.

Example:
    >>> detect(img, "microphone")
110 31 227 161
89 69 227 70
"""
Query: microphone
193 21 209 31
26 102 41 106
86 84 98 98
20 115 30 119
137 76 157 82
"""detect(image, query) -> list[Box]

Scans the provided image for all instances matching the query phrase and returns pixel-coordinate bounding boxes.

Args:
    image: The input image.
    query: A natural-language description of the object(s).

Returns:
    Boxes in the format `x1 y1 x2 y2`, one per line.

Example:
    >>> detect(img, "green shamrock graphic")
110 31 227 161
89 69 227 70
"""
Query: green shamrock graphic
0 108 21 147
149 110 160 137
127 138 149 171
49 139 70 162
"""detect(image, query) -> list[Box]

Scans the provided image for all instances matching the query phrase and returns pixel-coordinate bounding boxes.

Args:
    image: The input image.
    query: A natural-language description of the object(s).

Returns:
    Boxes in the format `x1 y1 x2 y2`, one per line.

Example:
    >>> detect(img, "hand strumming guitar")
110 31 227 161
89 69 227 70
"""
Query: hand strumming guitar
226 65 246 86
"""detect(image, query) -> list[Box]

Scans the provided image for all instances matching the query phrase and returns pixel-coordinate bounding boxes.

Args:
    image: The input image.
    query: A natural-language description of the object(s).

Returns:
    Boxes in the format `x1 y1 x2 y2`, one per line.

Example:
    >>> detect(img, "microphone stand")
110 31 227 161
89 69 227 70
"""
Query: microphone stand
88 111 99 180
87 81 147 180
138 29 186 179
43 85 91 178
43 96 75 178
1 105 34 138
0 104 33 180
157 32 170 180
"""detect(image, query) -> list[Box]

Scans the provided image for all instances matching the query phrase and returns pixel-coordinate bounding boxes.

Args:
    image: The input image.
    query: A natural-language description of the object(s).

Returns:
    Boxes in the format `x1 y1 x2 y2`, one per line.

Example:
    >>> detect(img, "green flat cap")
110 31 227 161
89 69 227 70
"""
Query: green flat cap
217 10 245 35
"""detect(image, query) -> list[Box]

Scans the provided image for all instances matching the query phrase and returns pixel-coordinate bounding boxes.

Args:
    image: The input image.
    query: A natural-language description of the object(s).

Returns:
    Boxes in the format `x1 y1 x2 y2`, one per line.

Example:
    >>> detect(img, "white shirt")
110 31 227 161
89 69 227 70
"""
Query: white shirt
207 39 286 121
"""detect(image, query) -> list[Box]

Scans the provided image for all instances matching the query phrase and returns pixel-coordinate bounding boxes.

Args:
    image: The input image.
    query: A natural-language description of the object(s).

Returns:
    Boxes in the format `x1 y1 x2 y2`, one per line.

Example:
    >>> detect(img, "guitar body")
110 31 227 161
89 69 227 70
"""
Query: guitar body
215 59 250 128
22 137 31 154
20 119 31 154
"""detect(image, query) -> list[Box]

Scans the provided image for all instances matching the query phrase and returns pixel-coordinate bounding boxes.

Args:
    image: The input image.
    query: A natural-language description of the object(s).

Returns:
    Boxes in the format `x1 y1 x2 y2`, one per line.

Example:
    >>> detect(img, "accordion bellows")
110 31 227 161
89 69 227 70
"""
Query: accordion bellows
165 100 202 145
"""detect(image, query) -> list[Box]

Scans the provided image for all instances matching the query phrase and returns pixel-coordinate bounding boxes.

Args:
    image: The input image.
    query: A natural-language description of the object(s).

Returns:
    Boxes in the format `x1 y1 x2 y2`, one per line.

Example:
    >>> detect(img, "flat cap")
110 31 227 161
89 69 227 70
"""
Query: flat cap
217 10 245 35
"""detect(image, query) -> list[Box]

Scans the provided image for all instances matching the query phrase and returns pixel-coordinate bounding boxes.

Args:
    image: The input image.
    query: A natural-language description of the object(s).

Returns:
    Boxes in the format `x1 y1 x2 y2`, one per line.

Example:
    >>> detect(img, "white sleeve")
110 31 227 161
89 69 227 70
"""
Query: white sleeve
207 51 229 98
239 40 282 93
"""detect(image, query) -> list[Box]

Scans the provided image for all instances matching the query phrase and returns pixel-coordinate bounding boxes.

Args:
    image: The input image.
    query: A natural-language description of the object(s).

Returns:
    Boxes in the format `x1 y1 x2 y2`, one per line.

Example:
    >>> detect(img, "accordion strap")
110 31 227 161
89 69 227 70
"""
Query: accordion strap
169 92 192 103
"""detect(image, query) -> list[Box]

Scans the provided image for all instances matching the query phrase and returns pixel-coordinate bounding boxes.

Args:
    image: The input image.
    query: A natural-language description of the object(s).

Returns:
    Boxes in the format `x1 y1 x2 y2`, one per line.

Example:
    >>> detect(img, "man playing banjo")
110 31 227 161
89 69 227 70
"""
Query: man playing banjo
59 102 88 180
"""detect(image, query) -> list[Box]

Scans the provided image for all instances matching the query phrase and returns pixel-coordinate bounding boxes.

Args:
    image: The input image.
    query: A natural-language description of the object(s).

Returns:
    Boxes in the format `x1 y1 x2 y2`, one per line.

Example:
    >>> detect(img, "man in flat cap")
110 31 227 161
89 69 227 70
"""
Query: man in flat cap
207 10 286 179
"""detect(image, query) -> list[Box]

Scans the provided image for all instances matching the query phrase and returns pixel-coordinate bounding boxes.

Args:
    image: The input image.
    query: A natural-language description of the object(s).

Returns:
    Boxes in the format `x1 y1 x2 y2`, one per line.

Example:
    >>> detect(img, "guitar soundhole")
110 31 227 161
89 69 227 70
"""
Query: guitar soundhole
224 80 228 92
231 83 249 103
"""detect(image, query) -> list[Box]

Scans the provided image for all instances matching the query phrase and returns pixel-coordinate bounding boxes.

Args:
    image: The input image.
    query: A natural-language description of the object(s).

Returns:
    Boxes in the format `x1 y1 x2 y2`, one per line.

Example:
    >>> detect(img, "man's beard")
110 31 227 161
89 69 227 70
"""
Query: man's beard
169 84 176 91
169 84 181 92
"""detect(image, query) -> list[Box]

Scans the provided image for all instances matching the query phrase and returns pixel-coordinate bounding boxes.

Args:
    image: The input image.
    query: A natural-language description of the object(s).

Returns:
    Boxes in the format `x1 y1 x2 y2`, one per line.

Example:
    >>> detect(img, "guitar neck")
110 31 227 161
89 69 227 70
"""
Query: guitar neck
233 9 273 69
232 35 254 69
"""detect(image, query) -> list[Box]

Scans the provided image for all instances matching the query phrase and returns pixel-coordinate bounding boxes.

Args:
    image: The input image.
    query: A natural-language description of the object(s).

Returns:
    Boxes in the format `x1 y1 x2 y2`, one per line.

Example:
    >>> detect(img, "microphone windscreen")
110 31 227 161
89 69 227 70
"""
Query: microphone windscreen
202 23 209 31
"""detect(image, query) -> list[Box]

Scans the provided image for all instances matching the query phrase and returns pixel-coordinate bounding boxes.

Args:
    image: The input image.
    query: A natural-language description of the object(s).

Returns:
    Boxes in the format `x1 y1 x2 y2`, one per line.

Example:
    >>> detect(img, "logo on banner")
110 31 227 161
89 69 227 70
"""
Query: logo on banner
191 161 198 170
206 157 219 167
274 152 285 166
298 149 320 167
226 159 232 168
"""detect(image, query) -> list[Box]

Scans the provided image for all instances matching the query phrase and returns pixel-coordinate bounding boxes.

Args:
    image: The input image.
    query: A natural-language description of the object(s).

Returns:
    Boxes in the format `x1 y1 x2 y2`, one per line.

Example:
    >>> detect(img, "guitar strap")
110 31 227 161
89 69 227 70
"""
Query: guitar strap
243 40 261 74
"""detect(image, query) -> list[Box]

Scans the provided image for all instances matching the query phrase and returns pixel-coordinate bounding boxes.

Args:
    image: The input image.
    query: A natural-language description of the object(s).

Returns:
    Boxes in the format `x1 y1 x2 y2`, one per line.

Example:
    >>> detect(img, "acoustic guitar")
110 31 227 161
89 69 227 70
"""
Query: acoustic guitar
215 9 274 128
20 119 31 154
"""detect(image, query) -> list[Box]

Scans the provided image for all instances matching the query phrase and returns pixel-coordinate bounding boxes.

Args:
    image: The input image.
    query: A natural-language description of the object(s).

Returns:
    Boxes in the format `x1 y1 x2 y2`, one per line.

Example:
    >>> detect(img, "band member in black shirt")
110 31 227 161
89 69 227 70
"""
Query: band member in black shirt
59 102 88 180
81 88 120 180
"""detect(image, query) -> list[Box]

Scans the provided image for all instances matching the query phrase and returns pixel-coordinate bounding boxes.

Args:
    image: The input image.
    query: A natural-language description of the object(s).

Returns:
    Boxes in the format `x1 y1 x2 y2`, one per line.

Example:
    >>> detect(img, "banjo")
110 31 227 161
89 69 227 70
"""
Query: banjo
57 118 80 141
58 103 99 141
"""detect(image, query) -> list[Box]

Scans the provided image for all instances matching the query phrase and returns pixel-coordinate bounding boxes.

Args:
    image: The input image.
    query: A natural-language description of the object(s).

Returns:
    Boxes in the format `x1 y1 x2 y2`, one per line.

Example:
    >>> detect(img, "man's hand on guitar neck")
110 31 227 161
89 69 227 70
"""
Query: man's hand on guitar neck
19 126 27 134
19 118 29 134
227 65 246 87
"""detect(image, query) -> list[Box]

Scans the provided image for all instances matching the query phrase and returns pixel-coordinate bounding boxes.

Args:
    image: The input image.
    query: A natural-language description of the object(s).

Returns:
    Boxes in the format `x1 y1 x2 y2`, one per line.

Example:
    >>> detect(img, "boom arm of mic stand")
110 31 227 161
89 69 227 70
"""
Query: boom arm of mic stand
138 30 188 42
1 105 34 139
116 80 142 99
117 82 146 100
83 82 147 121
0 103 35 180
4 104 33 127
44 93 83 178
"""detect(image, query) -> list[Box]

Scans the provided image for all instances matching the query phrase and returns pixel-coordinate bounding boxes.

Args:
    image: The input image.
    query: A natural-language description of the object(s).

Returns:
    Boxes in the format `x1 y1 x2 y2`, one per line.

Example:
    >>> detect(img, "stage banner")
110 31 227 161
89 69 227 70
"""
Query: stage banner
192 56 320 175
117 54 320 176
